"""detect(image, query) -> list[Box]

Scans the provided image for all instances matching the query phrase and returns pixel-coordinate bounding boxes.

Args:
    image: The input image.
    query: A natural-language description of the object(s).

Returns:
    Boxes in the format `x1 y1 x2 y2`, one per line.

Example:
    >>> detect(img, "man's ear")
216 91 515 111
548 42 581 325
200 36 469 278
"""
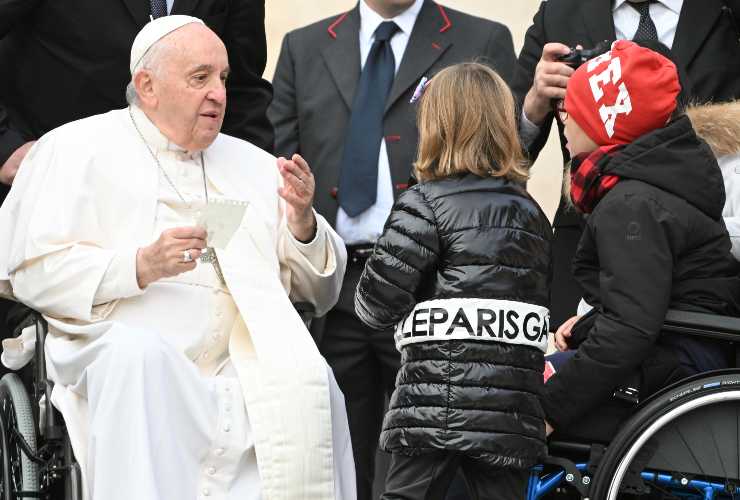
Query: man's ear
134 70 157 107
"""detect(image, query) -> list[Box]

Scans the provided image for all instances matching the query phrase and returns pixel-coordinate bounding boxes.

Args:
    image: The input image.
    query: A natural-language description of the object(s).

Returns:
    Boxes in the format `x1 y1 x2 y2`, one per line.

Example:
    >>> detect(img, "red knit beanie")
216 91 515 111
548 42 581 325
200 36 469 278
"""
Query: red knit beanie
564 40 681 146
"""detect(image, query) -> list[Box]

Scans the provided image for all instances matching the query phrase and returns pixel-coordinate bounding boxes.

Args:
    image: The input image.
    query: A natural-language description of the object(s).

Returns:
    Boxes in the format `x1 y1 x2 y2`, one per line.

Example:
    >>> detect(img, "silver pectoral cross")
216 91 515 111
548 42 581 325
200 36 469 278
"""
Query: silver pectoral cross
200 247 226 285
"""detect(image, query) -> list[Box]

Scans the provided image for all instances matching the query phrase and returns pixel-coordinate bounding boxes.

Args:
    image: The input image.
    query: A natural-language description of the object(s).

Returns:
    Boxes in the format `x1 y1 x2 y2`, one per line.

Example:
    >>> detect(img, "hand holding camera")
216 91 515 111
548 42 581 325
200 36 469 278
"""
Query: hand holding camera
557 40 611 68
523 40 610 126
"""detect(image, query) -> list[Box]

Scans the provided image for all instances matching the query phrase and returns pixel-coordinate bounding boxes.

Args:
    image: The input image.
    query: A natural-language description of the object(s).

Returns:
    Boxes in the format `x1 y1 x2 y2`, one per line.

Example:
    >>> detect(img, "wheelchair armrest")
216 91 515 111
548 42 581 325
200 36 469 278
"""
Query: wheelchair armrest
662 309 740 342
9 305 41 338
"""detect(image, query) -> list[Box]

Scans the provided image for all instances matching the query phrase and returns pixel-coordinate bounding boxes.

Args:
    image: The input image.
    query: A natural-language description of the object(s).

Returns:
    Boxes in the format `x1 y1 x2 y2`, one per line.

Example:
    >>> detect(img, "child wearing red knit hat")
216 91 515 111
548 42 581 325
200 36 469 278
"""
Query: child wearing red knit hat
566 40 681 147
542 40 740 441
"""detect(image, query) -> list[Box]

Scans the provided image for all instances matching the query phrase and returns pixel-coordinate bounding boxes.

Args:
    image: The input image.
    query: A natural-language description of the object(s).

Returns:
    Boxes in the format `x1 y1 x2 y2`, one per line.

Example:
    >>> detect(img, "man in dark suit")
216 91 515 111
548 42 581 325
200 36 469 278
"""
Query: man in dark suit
0 0 273 188
511 0 740 331
268 1 516 498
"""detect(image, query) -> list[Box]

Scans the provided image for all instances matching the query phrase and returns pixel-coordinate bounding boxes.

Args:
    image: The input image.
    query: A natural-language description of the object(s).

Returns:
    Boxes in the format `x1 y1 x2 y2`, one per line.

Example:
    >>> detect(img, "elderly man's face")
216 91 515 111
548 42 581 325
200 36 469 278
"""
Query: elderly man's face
148 24 229 152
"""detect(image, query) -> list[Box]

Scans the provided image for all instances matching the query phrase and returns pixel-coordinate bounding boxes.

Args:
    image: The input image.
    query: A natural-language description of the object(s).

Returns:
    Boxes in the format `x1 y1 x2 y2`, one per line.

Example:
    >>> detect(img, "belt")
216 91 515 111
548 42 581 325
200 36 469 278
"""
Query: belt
346 244 374 265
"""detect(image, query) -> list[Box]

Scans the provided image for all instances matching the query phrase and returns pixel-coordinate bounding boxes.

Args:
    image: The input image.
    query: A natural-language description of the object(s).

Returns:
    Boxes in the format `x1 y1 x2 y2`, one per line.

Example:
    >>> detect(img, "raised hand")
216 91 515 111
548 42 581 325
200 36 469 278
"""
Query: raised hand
278 154 317 242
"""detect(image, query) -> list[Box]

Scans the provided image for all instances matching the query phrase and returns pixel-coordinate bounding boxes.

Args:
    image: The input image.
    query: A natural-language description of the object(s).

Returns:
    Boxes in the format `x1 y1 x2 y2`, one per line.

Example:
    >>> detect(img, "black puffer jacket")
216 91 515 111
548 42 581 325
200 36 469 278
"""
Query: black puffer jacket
542 115 740 429
355 173 552 469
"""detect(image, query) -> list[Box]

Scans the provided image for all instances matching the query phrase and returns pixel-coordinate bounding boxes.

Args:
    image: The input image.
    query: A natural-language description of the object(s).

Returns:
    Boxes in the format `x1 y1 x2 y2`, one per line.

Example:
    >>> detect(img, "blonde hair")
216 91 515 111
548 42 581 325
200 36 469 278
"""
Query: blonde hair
414 62 528 183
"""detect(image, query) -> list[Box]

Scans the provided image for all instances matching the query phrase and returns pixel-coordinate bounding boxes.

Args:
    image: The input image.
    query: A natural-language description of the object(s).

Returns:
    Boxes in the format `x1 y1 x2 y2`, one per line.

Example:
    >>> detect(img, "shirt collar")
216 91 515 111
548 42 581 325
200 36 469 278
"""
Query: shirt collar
613 0 683 15
129 105 197 159
359 0 425 45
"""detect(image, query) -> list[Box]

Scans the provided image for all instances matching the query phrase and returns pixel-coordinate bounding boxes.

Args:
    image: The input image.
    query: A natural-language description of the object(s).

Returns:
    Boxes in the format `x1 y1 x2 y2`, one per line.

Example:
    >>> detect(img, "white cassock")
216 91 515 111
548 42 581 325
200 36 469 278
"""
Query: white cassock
0 106 356 500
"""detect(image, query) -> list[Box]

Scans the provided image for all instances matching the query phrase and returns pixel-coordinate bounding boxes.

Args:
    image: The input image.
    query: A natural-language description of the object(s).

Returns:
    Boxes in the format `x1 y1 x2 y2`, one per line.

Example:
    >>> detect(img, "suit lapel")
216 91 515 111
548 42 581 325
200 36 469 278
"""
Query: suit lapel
321 7 362 110
171 0 200 15
384 0 451 115
672 0 723 70
121 0 150 27
582 0 616 46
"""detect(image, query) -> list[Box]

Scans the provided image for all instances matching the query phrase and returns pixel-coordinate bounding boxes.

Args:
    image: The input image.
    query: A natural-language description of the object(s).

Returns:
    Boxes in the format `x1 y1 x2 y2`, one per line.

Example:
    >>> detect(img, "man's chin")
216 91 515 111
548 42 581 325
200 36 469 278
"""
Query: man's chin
193 130 221 151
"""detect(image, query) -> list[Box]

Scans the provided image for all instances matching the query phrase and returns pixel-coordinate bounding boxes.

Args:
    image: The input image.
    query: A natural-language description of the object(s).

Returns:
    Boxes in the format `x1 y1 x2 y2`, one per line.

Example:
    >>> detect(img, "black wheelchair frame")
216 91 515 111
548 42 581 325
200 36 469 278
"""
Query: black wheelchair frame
0 313 81 500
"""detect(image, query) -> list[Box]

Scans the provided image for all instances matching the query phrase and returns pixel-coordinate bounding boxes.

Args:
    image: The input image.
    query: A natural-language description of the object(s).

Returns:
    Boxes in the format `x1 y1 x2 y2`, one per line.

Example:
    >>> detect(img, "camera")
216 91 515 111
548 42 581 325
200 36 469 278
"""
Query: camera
557 40 611 68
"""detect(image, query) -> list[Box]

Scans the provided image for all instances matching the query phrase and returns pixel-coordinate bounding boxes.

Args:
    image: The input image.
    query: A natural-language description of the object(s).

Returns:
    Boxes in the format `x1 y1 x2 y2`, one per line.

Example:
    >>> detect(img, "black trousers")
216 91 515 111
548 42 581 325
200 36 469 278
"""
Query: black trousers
545 350 632 442
318 259 401 500
381 452 530 500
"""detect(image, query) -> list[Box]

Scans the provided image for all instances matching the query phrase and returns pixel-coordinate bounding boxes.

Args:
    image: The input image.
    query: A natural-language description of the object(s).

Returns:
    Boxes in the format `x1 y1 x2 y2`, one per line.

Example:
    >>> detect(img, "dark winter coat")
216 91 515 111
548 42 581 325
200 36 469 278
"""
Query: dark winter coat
542 115 740 430
355 173 552 469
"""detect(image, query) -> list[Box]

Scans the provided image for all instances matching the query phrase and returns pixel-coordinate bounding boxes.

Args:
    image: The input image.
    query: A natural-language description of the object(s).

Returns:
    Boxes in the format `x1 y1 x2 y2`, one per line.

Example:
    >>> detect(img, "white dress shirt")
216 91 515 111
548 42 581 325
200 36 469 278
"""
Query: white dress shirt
613 0 682 49
520 0 684 146
335 0 425 245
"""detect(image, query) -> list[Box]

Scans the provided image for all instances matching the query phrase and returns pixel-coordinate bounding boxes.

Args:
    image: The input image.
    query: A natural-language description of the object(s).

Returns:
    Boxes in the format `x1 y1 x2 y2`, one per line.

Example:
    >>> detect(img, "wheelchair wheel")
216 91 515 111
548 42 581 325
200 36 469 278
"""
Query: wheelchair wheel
588 370 740 499
0 374 39 499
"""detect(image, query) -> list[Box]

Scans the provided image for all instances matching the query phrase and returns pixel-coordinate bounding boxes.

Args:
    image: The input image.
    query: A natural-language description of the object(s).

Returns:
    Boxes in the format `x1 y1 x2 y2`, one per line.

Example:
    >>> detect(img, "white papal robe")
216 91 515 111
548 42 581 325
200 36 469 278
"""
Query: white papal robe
0 106 356 500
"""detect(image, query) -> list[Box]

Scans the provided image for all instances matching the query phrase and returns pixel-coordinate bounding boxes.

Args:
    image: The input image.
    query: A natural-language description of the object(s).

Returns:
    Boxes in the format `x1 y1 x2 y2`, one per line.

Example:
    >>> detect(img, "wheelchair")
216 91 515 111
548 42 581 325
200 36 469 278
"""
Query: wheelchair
0 302 316 500
0 312 81 500
528 309 740 500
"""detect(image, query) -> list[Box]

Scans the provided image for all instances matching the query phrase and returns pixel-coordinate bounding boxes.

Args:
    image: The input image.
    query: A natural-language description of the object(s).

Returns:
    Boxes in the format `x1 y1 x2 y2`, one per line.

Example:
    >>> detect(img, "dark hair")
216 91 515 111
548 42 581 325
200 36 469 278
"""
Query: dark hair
631 38 692 116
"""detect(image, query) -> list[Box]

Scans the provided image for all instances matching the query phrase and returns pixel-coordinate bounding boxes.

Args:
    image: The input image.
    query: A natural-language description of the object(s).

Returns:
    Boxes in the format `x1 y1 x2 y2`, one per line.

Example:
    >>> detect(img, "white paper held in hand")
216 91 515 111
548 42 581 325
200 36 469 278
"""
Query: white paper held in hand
196 198 248 249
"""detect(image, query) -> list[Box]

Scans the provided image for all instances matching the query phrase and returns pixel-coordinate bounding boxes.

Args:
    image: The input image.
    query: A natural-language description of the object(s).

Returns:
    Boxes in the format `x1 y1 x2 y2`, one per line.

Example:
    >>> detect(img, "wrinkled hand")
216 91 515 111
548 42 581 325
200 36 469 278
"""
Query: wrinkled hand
278 154 317 242
554 314 581 352
523 43 575 125
136 226 207 288
0 141 35 186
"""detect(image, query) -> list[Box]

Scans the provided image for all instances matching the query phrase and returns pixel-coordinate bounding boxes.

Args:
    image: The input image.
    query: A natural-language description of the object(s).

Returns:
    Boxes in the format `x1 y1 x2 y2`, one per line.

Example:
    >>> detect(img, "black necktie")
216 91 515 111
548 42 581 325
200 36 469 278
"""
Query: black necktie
338 21 400 218
150 0 168 18
627 0 659 42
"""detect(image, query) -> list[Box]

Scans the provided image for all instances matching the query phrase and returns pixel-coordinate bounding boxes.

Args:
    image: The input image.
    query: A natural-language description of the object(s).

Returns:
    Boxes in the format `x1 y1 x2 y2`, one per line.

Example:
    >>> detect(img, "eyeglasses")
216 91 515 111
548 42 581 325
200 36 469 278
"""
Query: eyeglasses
555 100 568 123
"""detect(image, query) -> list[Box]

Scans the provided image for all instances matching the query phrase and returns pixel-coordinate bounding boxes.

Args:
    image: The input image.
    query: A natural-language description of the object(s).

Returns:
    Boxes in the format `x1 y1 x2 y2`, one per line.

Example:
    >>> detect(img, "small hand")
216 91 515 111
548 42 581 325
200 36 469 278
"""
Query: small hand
278 154 317 242
523 43 576 125
546 420 554 437
136 226 207 288
554 314 581 352
0 141 35 185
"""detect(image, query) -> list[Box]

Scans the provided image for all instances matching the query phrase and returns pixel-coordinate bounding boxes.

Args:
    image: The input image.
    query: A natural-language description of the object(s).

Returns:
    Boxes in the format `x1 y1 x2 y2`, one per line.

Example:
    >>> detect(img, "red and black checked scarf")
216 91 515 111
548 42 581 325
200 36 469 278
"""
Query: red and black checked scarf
570 144 625 214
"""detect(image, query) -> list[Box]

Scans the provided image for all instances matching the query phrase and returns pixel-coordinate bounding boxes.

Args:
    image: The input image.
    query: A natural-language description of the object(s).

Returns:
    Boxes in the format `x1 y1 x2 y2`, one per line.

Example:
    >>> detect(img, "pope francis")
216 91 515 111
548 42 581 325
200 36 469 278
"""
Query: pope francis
0 15 356 500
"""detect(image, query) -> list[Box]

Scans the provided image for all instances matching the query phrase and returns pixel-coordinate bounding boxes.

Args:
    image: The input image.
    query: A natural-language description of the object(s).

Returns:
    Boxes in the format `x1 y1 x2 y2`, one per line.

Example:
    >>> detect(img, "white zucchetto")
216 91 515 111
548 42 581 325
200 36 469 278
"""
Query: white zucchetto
129 15 205 74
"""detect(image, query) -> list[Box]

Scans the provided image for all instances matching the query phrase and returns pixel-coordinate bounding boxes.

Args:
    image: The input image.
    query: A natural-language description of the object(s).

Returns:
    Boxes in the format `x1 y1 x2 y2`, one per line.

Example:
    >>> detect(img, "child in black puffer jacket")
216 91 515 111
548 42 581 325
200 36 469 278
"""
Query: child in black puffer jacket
354 62 552 500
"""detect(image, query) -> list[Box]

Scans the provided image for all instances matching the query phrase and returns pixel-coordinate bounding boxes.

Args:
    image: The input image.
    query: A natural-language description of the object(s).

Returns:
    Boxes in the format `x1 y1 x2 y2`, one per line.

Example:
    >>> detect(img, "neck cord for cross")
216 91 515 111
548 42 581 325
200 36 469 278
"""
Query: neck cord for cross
128 106 225 283
128 106 209 206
